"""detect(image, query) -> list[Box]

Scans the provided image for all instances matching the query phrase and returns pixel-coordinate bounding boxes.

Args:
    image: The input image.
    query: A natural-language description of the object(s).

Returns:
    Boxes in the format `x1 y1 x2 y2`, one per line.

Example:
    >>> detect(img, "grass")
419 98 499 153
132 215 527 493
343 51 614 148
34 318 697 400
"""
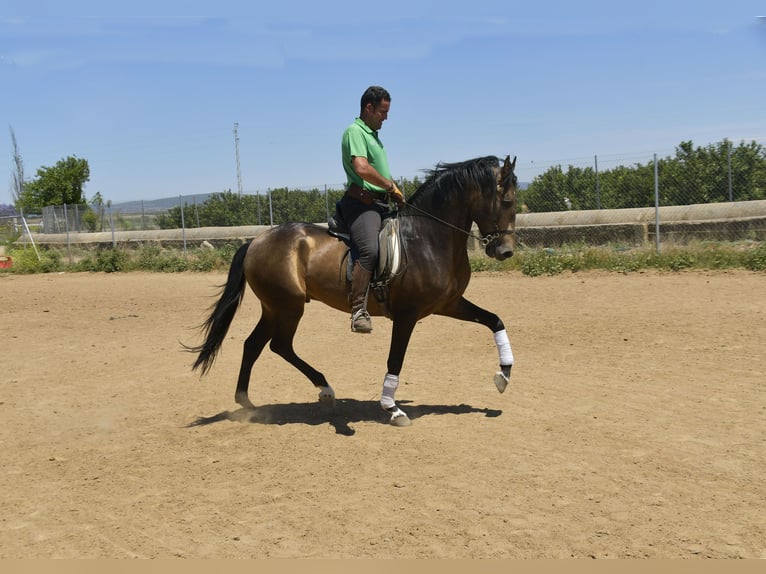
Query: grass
469 240 766 275
1 240 765 276
0 243 239 274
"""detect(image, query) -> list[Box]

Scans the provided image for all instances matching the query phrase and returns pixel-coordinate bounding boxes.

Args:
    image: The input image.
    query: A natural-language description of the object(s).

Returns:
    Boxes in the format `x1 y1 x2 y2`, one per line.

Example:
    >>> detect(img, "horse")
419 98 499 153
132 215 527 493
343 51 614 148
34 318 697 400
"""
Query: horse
188 154 518 427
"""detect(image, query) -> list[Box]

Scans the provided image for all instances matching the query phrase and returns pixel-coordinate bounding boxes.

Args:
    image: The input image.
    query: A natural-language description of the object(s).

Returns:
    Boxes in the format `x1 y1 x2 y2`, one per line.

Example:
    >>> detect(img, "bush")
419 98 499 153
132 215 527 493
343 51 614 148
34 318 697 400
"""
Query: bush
663 251 696 271
81 209 100 232
5 247 62 273
744 243 766 271
4 240 765 276
519 250 565 276
75 248 129 272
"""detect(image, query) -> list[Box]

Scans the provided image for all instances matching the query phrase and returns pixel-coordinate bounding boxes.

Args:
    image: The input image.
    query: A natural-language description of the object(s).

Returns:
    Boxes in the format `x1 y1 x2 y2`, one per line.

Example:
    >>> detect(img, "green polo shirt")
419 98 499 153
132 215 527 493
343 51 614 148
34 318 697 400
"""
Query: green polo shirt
341 118 392 193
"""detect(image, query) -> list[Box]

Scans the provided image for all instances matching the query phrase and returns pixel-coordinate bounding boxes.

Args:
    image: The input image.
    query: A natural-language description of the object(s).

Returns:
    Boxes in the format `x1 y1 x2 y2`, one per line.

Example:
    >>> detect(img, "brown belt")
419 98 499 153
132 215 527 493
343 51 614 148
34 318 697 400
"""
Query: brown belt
347 183 387 206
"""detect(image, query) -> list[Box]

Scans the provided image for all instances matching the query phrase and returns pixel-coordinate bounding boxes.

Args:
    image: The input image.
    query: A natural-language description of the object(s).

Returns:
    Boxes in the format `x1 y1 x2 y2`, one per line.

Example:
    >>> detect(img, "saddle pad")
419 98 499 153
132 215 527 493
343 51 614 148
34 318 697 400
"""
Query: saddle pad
377 217 402 280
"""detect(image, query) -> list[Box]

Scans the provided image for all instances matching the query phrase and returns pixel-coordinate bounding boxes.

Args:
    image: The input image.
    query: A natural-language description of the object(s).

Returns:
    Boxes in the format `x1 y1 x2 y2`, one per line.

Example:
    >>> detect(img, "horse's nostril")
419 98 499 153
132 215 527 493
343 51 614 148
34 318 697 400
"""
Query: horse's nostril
497 249 513 261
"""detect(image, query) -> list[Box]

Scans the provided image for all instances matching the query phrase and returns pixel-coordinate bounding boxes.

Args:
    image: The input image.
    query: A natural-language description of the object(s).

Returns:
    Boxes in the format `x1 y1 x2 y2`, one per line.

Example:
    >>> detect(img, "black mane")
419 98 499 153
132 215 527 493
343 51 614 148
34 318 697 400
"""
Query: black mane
408 155 501 207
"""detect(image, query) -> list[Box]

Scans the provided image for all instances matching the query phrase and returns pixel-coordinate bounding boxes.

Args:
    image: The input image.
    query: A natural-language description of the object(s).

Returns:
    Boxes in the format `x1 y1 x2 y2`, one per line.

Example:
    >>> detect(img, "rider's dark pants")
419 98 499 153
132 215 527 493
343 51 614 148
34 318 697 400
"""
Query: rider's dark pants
339 194 386 273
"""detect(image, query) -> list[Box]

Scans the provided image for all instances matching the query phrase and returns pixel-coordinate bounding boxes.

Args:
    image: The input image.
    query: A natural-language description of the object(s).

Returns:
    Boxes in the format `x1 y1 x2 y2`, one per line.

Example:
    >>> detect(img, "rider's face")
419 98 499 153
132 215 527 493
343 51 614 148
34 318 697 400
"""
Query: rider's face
363 100 390 132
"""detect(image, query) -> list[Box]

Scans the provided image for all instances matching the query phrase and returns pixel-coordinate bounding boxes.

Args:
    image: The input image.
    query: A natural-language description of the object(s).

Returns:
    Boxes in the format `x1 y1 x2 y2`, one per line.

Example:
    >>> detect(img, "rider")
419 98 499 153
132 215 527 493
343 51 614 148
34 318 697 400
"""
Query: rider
339 85 405 334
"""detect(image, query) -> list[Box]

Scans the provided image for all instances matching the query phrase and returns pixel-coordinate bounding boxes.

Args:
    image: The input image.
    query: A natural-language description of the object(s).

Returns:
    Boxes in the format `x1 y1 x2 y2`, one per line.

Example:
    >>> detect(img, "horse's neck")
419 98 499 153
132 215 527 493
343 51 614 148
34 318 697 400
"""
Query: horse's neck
403 197 473 247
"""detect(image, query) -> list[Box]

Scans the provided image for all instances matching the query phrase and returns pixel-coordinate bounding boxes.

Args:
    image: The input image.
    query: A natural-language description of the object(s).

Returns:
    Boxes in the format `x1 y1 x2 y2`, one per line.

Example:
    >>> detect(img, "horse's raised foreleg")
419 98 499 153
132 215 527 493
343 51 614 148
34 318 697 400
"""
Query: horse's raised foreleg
380 313 419 426
269 305 336 408
436 296 514 393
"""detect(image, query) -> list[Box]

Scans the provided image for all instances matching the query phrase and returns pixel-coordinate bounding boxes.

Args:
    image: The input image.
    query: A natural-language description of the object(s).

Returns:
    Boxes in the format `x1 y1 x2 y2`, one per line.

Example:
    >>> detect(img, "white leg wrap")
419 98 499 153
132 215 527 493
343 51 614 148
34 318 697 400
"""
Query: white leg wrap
380 373 399 410
494 329 514 366
318 385 336 407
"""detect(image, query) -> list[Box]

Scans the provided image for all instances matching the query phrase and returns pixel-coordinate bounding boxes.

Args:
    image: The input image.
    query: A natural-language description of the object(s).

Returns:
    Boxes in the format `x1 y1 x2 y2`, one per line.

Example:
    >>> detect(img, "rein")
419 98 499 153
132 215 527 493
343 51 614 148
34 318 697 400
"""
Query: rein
397 199 509 248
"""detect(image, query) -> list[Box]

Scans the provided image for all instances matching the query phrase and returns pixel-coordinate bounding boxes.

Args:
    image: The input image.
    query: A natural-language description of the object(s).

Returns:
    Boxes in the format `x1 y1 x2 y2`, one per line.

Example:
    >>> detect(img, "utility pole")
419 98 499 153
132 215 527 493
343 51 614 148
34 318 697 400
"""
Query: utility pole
233 122 243 197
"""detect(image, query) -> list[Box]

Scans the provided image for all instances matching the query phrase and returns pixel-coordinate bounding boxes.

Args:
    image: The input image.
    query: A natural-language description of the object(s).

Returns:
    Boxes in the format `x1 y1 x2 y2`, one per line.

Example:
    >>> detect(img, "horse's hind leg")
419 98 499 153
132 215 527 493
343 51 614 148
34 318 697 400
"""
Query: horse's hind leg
235 315 274 408
269 303 335 407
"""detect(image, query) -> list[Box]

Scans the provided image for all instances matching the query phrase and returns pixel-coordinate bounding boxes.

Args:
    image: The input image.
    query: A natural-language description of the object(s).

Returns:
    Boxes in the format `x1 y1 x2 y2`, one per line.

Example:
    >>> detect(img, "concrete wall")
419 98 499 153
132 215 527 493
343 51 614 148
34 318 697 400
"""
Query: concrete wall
29 225 269 249
510 200 766 248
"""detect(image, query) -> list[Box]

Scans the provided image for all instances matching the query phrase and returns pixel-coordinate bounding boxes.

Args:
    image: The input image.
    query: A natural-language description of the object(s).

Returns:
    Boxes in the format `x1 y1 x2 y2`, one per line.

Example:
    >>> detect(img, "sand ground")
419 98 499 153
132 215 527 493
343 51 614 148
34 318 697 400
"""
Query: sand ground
1 270 764 558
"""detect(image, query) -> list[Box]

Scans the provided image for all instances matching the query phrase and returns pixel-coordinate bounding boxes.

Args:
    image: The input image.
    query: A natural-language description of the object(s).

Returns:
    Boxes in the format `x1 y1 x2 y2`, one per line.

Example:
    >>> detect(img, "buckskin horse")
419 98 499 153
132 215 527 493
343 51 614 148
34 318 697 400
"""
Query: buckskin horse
188 154 518 426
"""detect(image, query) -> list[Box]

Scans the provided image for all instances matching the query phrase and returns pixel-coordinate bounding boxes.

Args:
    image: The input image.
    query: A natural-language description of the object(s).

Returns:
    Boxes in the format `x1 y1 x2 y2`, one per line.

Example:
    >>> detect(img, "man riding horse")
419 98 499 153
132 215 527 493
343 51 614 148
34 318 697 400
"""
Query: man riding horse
337 86 405 333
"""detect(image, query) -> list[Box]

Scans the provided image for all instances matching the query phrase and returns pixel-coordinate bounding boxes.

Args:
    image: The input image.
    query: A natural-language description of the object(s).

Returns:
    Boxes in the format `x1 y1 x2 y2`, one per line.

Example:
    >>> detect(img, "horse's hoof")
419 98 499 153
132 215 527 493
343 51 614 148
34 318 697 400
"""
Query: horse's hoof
235 393 256 409
390 413 412 427
318 386 336 409
386 406 412 427
493 371 509 394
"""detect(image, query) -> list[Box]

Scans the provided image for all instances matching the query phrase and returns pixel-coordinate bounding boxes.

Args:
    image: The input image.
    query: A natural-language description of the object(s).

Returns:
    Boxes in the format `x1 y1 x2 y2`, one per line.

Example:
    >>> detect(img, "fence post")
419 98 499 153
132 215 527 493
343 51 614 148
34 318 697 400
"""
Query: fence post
268 188 274 226
594 155 601 209
727 142 733 201
654 153 660 254
64 204 72 264
108 202 116 247
179 195 187 255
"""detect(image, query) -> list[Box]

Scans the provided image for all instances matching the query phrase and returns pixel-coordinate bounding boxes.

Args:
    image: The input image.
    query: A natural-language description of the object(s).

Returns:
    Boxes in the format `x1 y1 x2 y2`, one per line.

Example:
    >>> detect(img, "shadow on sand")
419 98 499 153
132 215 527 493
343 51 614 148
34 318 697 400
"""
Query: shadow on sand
187 399 502 436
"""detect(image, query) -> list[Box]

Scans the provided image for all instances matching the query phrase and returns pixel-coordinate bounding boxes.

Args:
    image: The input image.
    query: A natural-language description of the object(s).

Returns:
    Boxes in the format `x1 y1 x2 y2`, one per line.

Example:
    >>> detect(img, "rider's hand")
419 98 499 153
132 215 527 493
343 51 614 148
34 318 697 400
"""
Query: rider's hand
390 183 405 207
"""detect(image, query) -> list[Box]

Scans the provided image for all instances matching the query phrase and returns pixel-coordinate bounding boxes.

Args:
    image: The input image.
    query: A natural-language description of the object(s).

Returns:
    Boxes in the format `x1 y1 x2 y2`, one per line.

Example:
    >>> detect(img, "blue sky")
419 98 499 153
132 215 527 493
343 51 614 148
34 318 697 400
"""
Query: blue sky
2 1 765 204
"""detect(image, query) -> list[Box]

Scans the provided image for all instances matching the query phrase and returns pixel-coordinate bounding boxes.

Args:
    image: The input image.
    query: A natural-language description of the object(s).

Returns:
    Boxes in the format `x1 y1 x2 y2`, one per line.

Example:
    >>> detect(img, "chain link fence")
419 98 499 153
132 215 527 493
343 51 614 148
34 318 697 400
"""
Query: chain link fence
33 139 766 250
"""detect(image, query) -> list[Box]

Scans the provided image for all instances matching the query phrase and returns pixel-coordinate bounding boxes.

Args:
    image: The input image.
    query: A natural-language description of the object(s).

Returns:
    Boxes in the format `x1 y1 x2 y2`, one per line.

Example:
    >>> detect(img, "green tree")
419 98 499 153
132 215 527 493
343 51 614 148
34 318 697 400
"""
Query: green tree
521 139 766 212
17 156 90 213
730 140 766 201
156 191 261 229
601 162 656 209
520 165 568 212
658 140 766 205
398 176 423 198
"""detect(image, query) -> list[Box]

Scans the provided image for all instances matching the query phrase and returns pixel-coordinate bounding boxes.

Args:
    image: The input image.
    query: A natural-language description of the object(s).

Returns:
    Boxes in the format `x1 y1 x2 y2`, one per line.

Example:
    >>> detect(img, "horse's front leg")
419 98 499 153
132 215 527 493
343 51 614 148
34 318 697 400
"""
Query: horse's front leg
437 296 514 393
380 314 419 427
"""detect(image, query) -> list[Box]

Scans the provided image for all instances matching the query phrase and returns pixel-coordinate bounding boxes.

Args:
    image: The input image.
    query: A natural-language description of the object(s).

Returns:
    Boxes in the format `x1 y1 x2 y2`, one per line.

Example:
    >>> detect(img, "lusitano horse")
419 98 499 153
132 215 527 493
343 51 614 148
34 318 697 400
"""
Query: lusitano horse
189 155 518 426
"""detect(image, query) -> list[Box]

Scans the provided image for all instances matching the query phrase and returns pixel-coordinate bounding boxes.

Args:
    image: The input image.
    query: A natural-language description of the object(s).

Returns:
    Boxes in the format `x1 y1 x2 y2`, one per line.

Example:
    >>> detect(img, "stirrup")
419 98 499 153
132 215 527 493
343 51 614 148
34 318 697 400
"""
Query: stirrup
351 309 372 333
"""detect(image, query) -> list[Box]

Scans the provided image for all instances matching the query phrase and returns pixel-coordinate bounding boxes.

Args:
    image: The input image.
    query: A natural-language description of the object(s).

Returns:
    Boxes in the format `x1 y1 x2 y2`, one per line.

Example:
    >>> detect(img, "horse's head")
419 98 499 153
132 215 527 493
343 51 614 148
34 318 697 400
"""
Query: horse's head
407 154 518 260
477 155 517 261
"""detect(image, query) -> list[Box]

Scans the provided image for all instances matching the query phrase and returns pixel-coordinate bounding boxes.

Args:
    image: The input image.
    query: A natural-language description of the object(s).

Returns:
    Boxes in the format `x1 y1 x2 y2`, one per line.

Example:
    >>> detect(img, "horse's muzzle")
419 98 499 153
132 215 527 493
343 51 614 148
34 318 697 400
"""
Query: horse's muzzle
487 239 514 261
487 245 513 261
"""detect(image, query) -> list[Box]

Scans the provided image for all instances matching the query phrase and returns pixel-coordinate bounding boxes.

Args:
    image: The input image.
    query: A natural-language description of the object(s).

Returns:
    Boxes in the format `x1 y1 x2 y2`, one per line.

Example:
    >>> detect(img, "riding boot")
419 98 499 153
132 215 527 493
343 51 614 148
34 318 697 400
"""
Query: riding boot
350 261 373 333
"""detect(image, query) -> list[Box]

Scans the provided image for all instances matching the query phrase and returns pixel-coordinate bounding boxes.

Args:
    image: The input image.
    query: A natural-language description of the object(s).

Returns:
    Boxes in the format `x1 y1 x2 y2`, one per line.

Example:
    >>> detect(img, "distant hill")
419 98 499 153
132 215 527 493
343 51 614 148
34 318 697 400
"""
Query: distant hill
111 193 215 214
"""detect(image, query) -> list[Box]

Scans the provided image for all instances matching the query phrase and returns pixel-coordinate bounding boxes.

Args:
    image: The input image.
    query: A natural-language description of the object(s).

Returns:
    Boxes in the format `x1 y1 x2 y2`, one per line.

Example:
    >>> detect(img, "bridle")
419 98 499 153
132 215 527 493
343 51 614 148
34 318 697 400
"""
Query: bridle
396 169 516 248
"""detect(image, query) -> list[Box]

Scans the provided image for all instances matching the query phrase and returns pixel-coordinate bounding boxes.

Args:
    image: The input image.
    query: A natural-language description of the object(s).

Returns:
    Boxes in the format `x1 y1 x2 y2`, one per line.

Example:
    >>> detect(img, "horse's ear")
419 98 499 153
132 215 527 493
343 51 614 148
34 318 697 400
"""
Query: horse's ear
501 155 516 178
500 155 517 201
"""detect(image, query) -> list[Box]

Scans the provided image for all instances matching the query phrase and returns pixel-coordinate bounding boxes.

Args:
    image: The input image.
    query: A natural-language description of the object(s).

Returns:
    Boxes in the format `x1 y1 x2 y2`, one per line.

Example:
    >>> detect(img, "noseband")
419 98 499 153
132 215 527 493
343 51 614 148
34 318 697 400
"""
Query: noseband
477 174 516 248
479 230 513 248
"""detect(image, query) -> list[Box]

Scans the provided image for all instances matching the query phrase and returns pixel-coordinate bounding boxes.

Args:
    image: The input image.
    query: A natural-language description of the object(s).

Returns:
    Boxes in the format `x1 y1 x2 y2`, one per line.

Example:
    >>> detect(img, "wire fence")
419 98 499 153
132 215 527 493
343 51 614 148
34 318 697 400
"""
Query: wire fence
37 183 348 234
15 139 766 250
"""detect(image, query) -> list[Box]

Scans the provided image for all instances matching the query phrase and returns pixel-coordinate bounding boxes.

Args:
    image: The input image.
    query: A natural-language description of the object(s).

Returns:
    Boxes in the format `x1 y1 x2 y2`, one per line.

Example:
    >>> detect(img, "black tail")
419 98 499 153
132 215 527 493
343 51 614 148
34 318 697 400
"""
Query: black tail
187 242 250 375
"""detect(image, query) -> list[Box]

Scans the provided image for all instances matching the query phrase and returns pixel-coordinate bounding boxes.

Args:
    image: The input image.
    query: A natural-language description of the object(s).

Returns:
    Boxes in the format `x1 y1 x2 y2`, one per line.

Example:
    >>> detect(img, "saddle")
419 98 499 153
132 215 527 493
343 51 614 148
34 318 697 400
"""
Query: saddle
327 210 405 304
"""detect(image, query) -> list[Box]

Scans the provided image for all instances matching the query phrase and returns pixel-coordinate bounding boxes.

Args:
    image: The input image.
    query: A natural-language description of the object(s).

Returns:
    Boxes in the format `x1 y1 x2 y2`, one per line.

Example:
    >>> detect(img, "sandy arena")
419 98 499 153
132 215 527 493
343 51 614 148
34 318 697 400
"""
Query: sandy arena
1 270 764 558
